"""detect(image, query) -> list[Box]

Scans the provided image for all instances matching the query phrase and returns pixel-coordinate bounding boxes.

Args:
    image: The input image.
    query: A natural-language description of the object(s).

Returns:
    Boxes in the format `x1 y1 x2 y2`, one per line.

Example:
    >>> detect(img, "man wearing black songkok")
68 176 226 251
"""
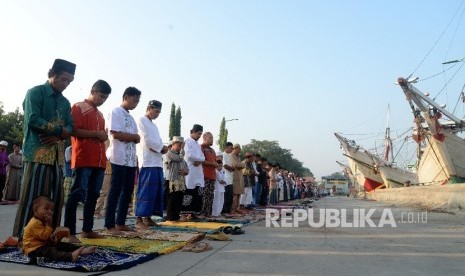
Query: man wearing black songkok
13 59 76 238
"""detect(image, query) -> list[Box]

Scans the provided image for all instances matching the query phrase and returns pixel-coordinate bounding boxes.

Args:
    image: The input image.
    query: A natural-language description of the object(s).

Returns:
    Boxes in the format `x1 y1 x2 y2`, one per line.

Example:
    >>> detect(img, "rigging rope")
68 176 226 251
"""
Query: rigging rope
408 0 465 79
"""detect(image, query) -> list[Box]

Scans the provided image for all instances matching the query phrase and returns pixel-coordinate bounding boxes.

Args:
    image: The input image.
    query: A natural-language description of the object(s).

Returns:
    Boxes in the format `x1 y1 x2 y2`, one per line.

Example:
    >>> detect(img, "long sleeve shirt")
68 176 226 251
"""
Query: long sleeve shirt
22 217 53 256
0 151 9 175
136 116 164 168
22 82 73 165
184 137 205 189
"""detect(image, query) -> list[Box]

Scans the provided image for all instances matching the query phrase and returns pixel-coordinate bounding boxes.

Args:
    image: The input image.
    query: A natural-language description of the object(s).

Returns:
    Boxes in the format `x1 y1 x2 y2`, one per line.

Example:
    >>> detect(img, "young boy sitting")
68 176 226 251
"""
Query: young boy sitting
22 196 96 262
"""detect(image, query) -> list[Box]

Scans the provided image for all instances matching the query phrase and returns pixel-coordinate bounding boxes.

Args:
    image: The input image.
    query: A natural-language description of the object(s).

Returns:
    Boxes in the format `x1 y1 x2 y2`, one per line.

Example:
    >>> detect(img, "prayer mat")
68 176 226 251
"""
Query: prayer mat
160 221 243 230
0 246 156 272
80 236 186 255
193 218 253 226
94 229 205 243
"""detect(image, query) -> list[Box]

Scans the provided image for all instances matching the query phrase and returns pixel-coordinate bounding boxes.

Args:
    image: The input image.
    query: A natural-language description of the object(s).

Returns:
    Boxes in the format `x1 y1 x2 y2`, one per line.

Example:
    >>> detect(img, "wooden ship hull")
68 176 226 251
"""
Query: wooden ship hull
398 77 465 185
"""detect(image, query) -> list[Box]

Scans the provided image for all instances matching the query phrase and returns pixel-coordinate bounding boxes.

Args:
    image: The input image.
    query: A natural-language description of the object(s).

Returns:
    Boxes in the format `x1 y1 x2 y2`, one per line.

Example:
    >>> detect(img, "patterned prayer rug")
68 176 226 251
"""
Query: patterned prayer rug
0 246 156 272
80 236 186 254
94 228 205 243
160 221 243 230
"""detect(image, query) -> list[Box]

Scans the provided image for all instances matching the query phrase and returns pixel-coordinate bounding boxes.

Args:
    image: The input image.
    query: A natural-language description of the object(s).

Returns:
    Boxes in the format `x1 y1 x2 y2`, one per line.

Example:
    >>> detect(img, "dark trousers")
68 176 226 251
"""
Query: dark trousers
166 191 184 221
0 174 5 200
260 184 269 206
64 167 104 235
182 186 203 213
104 164 136 228
163 180 169 211
222 184 233 213
28 241 81 262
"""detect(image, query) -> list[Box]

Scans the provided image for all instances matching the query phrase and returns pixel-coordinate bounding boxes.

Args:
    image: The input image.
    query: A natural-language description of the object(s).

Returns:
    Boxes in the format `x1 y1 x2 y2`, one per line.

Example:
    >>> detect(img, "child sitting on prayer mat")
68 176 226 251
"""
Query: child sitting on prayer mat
21 196 96 262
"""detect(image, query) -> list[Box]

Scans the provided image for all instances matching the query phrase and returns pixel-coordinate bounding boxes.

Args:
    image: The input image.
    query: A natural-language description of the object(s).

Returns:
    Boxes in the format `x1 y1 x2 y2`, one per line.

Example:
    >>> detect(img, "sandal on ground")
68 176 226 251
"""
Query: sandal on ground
231 226 245 235
206 232 230 241
4 236 18 247
221 226 234 234
182 242 197 252
192 242 212 253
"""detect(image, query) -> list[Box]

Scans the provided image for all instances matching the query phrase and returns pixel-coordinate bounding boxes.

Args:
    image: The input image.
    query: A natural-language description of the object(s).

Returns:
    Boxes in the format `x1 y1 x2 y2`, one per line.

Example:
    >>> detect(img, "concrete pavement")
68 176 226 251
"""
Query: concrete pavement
1 197 465 275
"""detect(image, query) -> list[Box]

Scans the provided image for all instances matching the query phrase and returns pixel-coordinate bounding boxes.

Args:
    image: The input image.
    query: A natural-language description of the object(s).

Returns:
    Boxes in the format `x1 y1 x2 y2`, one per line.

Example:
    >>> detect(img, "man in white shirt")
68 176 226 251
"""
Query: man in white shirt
183 124 205 214
135 100 168 229
221 142 234 214
104 87 141 233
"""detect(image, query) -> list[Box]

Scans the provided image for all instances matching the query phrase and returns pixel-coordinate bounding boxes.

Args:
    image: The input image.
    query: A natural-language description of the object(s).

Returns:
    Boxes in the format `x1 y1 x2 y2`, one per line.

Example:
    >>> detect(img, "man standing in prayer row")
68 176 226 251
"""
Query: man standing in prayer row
165 136 188 222
200 132 218 217
135 100 168 229
64 80 112 242
183 124 205 215
231 143 245 214
4 144 22 201
13 59 75 238
0 141 9 201
105 87 141 233
222 142 234 215
240 152 255 209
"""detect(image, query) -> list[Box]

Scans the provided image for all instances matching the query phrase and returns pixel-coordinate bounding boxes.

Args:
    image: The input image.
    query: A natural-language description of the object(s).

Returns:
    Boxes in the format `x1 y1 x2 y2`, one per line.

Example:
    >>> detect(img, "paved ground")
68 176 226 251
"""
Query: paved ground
1 197 465 276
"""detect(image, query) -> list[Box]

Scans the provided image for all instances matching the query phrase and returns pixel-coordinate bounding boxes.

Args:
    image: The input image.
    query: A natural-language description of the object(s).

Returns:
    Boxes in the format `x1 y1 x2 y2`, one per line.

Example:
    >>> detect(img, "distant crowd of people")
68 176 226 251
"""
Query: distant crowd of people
4 58 315 263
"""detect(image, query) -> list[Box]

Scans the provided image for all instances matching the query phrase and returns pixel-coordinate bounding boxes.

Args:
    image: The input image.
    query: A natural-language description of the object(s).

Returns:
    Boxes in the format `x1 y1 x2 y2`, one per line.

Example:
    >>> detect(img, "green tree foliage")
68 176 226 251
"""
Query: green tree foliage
175 106 182 136
242 139 313 177
168 103 176 140
0 103 24 151
218 117 227 151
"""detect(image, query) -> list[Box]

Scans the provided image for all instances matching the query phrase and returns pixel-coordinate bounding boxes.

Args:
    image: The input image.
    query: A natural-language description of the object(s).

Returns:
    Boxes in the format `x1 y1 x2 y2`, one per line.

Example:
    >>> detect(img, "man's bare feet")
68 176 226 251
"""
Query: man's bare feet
67 235 81 243
135 221 149 229
80 231 105 239
105 227 123 235
71 247 84 262
116 224 135 232
142 217 158 226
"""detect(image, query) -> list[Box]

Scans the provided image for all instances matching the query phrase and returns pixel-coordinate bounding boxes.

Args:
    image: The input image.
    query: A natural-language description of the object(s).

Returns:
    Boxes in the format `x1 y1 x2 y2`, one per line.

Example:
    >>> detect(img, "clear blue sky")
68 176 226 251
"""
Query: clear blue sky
1 1 465 179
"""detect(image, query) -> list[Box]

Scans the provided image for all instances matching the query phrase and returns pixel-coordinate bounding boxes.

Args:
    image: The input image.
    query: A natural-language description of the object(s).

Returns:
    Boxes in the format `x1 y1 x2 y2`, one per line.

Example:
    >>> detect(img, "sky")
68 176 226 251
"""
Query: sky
1 1 465 179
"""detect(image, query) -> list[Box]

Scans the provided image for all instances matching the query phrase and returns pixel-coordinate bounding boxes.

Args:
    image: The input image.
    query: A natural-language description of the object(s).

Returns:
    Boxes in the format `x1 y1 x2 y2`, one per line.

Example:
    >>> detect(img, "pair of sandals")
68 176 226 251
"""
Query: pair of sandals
220 226 245 235
0 236 18 250
182 241 212 253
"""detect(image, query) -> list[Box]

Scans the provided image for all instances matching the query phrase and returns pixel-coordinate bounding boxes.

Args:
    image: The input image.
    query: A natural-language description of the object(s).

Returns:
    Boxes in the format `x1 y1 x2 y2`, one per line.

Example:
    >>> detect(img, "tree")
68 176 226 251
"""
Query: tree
242 139 313 177
218 117 228 151
175 106 182 136
0 103 24 151
168 103 176 140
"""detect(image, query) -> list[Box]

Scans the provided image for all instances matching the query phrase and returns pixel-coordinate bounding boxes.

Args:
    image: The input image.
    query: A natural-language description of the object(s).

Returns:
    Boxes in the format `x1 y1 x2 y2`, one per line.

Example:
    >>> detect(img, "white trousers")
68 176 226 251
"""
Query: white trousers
240 187 253 206
212 189 224 216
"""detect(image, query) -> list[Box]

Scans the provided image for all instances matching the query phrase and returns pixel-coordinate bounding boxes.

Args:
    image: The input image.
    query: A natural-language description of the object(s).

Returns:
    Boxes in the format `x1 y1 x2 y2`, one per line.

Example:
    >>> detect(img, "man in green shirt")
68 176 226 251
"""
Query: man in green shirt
13 59 75 238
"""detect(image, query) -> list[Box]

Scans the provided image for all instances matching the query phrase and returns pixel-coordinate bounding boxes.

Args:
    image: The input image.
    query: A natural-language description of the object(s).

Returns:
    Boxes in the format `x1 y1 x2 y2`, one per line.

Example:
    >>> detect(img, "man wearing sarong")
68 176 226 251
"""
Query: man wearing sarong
200 132 218 217
183 124 205 215
13 59 75 238
4 143 22 201
135 100 168 229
